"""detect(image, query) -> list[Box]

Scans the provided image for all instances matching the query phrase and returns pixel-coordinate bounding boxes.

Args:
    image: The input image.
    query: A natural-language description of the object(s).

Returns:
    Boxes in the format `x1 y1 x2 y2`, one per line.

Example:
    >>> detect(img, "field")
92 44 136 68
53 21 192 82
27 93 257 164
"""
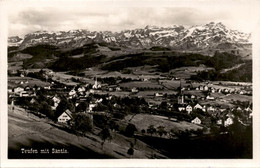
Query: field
124 114 202 133
170 66 214 79
8 77 51 88
119 81 163 89
8 105 166 159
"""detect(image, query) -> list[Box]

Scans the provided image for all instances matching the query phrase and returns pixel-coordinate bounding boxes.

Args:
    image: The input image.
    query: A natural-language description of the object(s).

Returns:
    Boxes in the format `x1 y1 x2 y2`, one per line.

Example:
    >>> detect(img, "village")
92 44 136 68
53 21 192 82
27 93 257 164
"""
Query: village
8 67 253 140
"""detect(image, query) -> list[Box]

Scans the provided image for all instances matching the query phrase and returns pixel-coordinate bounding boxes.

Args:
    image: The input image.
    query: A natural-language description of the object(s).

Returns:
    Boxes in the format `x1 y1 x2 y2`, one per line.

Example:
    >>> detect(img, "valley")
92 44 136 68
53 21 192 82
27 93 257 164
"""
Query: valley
7 22 253 159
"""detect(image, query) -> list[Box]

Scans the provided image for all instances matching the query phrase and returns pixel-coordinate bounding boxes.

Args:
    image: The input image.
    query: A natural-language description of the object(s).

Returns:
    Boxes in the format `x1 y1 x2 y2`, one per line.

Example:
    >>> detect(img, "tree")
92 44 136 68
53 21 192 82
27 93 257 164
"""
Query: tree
125 123 137 137
39 101 53 118
147 125 157 136
141 129 146 134
72 113 93 134
157 126 167 137
76 101 89 112
99 127 112 149
56 98 75 117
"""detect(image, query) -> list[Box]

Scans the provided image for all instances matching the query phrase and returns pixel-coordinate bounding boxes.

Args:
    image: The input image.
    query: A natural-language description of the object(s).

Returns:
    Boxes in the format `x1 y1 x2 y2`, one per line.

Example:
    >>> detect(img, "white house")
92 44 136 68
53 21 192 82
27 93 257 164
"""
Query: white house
217 119 223 125
206 95 215 100
186 105 193 114
155 93 163 97
52 96 61 104
178 106 185 112
224 117 233 127
207 106 215 112
191 117 201 125
131 87 138 93
69 89 77 96
203 85 209 91
194 103 203 110
95 98 103 103
211 88 216 93
58 109 73 123
19 91 29 97
78 87 86 93
88 103 96 112
13 87 24 93
245 107 252 112
44 86 51 90
30 98 36 104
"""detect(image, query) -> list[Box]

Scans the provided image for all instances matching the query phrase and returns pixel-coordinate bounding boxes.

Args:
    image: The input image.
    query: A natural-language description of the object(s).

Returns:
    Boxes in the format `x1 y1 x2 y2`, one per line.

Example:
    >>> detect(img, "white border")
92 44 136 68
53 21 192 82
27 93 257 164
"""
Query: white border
1 0 260 167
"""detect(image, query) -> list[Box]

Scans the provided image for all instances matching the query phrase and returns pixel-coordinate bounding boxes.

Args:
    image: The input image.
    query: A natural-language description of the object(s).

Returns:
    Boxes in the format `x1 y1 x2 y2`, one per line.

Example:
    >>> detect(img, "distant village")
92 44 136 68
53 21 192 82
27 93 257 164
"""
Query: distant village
8 68 252 137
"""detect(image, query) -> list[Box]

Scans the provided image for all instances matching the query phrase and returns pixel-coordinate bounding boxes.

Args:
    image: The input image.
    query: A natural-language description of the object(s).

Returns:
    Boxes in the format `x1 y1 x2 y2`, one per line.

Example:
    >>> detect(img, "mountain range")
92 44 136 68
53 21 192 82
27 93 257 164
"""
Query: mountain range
8 22 251 52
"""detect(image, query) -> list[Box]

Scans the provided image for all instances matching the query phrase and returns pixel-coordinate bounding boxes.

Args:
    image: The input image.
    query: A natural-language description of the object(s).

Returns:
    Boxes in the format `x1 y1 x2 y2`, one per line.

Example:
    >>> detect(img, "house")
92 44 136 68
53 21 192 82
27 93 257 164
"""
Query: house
92 78 101 89
78 87 86 93
69 89 76 96
116 87 121 91
199 85 204 90
155 93 163 97
95 98 103 103
217 119 223 125
58 109 73 123
245 107 252 112
224 117 233 127
88 103 96 112
13 87 24 93
206 95 215 100
131 87 138 93
239 90 245 95
30 98 37 104
191 117 201 125
186 105 193 114
44 86 51 90
194 103 203 110
52 96 61 104
207 106 215 112
19 91 29 97
178 106 185 112
203 85 209 91
24 86 30 91
237 107 242 111
202 106 207 112
191 95 196 99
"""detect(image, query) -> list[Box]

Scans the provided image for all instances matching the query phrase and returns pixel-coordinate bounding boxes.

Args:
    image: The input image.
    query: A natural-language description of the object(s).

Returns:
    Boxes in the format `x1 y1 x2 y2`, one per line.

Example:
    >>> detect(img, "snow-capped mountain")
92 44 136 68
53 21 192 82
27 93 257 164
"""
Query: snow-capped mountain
8 22 251 50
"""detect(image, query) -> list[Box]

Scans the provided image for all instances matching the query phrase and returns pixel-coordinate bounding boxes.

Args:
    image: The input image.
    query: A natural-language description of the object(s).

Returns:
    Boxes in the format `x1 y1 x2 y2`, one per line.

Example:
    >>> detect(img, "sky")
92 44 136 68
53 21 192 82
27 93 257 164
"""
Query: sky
6 0 260 37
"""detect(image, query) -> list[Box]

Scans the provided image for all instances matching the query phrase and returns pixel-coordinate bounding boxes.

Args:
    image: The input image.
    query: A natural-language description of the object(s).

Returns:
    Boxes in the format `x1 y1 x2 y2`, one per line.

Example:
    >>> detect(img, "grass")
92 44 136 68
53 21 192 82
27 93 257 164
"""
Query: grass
8 76 51 87
124 114 202 132
8 105 166 159
119 81 163 89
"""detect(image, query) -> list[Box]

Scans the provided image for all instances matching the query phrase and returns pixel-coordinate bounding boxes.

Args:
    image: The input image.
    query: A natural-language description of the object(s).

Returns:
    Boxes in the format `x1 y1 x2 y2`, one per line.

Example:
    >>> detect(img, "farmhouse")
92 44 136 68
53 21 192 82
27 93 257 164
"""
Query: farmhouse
194 103 203 110
224 117 234 127
19 91 29 97
191 117 201 125
178 106 185 112
69 89 76 96
30 98 37 104
88 103 97 112
58 109 73 123
13 87 24 93
131 87 138 93
206 95 215 100
186 105 193 114
155 93 163 97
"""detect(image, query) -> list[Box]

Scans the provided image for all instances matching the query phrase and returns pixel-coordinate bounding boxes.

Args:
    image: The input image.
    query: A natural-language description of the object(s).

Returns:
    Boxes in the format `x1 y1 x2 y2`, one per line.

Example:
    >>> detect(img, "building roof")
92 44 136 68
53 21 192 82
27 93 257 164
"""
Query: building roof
64 109 73 118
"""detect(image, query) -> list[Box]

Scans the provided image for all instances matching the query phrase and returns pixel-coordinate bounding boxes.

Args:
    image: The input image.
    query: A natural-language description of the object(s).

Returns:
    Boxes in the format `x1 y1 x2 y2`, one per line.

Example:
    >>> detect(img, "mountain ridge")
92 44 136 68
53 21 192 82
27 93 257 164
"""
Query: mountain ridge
8 22 251 52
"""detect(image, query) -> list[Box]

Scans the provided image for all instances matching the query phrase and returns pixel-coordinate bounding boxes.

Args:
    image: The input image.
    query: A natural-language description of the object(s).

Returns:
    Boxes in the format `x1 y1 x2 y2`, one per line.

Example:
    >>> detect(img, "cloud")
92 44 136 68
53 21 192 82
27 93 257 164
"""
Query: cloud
7 0 260 36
